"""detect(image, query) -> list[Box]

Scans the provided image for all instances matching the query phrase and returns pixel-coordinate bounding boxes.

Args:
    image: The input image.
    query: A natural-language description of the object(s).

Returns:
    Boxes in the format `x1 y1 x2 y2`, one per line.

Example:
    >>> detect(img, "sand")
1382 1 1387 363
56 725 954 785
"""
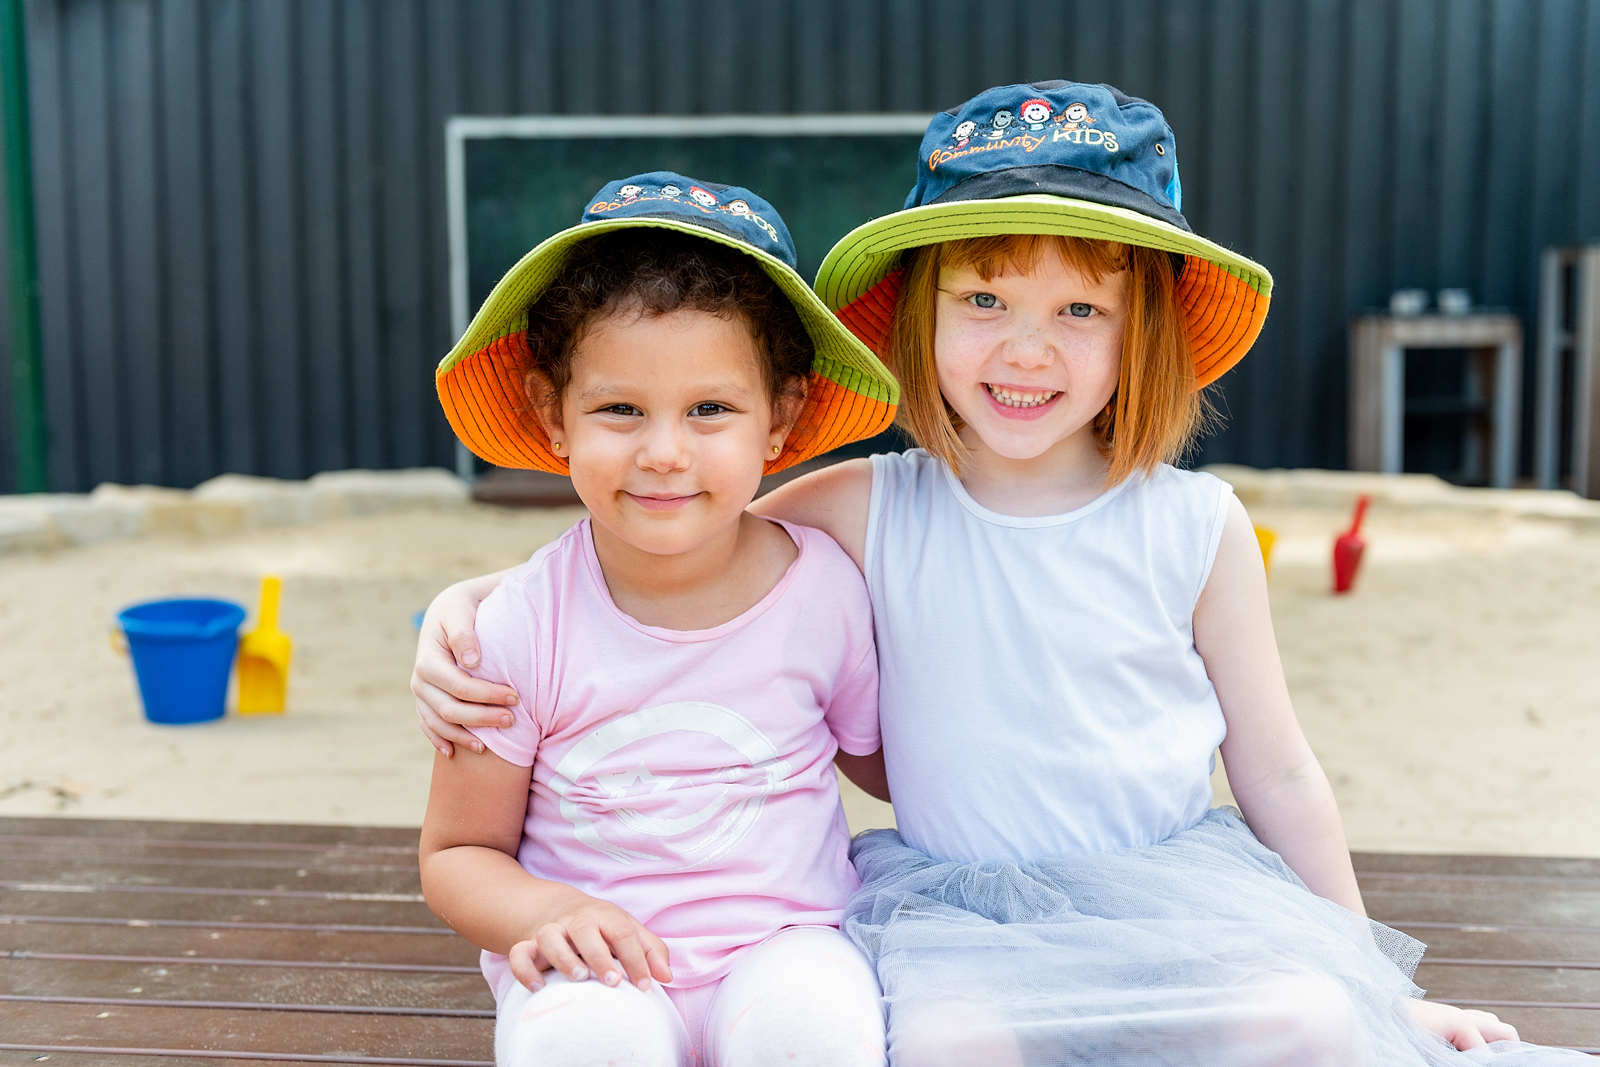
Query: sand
1 499 1596 856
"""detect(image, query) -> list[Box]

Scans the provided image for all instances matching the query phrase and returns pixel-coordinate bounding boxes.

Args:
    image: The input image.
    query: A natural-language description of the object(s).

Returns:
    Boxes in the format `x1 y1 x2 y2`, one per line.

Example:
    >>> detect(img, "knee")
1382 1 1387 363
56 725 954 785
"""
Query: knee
885 999 1022 1067
495 975 685 1067
711 928 886 1067
1237 971 1361 1066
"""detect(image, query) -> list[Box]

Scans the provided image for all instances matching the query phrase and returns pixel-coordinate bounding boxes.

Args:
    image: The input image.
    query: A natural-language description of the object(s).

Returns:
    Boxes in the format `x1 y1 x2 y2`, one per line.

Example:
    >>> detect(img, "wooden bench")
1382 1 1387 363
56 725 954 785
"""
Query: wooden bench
2 817 1596 1063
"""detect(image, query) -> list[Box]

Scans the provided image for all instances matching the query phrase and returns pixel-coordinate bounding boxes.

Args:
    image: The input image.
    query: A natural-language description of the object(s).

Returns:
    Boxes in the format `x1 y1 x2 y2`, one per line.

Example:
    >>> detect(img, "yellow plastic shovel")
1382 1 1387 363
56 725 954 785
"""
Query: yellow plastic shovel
238 576 292 714
1253 525 1278 577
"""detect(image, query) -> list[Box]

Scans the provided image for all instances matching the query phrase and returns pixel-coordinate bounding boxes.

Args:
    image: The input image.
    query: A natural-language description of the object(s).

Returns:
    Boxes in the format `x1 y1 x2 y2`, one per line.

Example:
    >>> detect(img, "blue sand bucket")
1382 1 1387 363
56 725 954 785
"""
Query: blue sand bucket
116 598 247 725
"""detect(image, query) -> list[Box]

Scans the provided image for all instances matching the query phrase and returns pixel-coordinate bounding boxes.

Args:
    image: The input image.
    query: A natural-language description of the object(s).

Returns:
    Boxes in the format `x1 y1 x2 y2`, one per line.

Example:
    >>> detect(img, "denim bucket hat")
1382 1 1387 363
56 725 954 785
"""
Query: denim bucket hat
815 82 1273 388
437 171 899 474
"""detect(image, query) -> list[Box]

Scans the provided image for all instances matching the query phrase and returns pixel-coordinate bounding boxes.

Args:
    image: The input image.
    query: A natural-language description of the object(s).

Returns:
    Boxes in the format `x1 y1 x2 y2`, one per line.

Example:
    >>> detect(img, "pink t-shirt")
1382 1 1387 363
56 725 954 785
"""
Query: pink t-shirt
468 518 880 999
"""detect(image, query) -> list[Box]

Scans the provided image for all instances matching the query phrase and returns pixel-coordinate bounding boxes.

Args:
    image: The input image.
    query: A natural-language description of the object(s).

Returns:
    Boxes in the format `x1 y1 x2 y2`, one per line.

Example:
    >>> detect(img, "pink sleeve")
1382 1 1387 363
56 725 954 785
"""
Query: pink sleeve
465 581 542 768
826 640 881 757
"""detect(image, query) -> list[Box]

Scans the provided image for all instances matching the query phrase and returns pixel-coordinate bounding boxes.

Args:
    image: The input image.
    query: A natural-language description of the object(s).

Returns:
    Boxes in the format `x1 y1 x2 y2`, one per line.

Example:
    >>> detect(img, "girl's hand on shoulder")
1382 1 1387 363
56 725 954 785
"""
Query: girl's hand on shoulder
412 572 519 756
508 895 673 993
1406 999 1518 1050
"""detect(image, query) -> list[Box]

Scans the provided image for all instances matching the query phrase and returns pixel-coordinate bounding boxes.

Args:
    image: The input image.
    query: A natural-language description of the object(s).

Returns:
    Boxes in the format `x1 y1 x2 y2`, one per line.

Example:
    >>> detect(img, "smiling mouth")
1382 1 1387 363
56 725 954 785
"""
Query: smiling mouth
626 492 701 511
985 384 1061 409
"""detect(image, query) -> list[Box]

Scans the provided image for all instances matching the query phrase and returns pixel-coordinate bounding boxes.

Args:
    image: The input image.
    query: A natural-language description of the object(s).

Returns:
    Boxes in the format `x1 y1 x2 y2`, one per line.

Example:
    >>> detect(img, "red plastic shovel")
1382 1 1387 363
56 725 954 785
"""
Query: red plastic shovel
1332 495 1371 594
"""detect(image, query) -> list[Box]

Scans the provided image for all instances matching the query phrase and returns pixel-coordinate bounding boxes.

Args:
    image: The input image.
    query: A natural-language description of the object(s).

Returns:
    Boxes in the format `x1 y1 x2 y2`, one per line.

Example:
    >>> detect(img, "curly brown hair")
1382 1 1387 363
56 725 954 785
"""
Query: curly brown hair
521 229 814 418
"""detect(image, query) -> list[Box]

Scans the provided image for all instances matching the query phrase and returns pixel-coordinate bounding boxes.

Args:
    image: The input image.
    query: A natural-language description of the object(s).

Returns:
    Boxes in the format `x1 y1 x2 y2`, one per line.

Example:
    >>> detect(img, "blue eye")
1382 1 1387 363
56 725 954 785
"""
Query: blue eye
1068 303 1094 318
972 293 998 309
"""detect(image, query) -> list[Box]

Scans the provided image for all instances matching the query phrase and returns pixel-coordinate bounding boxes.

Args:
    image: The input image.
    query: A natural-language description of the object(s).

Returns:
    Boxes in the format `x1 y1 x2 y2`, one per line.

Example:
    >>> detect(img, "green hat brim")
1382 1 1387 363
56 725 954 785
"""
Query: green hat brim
815 195 1273 388
438 217 900 474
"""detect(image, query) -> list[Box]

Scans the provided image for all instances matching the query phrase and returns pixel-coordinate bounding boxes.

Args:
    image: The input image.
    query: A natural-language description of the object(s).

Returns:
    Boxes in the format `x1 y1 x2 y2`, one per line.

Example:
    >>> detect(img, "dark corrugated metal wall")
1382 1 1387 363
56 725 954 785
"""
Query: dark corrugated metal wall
3 0 1599 492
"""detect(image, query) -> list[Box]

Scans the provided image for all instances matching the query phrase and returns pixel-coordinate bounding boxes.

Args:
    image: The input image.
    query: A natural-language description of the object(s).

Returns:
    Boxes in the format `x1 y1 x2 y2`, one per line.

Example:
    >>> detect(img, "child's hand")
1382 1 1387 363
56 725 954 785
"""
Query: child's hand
1406 999 1518 1049
508 896 673 993
412 575 519 756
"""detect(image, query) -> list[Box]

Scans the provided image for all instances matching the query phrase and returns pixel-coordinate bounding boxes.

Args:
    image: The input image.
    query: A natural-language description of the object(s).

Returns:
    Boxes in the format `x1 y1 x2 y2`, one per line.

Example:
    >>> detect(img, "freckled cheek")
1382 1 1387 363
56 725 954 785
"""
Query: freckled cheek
933 324 998 390
1060 330 1123 391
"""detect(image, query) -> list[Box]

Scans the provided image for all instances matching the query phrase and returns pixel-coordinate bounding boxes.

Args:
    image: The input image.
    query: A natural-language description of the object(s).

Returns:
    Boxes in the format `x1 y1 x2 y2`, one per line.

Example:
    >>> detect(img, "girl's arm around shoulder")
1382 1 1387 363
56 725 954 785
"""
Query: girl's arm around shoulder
419 747 673 994
1192 494 1365 917
413 568 520 755
751 457 874 572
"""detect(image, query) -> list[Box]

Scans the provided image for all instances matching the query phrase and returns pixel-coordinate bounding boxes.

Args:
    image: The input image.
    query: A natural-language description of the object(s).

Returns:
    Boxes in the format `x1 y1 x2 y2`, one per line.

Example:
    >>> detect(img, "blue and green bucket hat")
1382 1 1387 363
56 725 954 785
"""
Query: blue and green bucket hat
816 81 1273 388
438 171 900 474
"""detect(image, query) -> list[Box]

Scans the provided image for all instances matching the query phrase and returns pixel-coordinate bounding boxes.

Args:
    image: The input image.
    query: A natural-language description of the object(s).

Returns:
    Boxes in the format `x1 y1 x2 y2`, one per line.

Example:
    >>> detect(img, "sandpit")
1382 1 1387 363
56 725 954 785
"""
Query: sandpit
1 480 1596 856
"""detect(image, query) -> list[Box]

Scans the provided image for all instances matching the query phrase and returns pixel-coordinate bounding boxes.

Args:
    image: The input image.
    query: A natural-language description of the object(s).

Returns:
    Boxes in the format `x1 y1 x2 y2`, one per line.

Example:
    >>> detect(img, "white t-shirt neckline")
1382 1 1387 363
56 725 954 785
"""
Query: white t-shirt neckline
577 517 808 644
937 456 1135 529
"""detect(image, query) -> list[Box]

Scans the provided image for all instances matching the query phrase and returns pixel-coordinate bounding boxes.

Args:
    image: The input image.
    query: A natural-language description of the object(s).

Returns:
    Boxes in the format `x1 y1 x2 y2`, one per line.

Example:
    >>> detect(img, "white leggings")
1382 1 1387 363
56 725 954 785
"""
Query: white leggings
494 926 885 1067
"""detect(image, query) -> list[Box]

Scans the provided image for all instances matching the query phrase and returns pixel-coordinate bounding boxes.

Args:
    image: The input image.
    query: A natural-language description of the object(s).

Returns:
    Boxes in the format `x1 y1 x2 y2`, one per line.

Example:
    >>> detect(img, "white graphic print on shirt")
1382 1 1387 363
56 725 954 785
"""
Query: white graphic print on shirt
548 701 793 870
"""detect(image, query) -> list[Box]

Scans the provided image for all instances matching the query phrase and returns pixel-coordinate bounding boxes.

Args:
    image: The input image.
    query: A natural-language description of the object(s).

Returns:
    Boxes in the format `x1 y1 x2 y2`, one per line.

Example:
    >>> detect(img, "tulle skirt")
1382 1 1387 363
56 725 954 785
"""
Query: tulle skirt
845 808 1588 1066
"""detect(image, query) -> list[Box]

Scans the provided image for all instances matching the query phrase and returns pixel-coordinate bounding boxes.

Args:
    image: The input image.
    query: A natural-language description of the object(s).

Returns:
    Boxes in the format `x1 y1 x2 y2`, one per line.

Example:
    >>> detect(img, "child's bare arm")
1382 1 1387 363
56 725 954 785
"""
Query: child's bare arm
413 572 519 755
751 458 874 570
836 747 891 802
1193 495 1365 916
1198 496 1522 1050
419 747 672 992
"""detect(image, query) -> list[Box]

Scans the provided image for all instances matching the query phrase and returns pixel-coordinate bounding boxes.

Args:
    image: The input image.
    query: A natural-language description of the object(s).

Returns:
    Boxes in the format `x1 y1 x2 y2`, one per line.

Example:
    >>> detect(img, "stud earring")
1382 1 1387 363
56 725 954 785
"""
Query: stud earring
552 442 562 451
771 445 781 455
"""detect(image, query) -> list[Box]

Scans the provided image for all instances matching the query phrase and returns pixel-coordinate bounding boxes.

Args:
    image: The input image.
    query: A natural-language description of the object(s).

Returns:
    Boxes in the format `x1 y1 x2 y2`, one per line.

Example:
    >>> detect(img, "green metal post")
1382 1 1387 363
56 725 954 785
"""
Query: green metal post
1 0 48 492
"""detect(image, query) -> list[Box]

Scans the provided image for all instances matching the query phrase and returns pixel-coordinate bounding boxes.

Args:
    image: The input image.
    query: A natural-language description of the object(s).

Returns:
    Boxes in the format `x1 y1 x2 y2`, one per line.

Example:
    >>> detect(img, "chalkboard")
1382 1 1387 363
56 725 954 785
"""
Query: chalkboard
462 130 925 315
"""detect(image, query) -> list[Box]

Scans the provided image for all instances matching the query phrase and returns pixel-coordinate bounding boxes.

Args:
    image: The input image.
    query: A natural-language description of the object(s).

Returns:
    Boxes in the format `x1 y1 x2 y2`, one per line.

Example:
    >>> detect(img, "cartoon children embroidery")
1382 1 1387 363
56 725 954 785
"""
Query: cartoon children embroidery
984 108 1016 139
727 199 752 215
1019 99 1053 131
617 184 643 202
688 186 718 207
1055 102 1095 130
952 119 978 147
660 183 683 198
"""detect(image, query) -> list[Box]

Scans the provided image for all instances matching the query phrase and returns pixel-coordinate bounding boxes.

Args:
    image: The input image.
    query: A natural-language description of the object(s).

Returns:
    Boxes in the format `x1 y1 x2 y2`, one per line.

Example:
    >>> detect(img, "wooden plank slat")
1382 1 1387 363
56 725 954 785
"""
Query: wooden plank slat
1364 890 1600 930
0 1001 493 1061
0 915 449 936
0 918 475 965
0 859 424 894
0 849 418 874
1 954 488 1011
0 888 438 929
0 1048 486 1067
1354 854 1600 879
1399 928 1600 963
1417 961 1600 1003
2 1054 478 1067
0 818 420 849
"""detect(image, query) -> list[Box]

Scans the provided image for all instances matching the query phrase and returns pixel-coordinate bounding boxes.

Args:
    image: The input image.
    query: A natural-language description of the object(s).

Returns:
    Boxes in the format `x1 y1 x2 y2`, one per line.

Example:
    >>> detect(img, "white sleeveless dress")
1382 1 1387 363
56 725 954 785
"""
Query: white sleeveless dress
846 449 1586 1065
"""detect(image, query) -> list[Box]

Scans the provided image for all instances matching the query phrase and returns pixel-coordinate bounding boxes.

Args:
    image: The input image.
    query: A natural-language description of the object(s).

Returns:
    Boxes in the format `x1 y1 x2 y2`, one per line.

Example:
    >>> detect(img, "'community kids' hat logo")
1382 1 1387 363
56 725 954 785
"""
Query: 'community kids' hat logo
916 80 1182 231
